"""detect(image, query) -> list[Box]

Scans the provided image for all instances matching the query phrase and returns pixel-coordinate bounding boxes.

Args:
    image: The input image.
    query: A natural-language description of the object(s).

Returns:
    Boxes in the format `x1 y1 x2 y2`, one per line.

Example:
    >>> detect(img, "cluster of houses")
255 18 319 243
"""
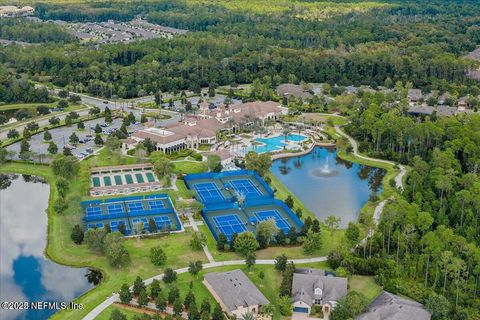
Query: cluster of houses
122 101 287 154
407 88 477 117
203 268 431 320
0 5 34 18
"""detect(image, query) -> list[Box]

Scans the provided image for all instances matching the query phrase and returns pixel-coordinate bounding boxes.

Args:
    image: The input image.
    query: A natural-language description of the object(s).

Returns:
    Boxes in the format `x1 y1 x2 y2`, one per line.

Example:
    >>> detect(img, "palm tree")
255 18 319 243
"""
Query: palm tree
242 312 255 320
282 126 290 149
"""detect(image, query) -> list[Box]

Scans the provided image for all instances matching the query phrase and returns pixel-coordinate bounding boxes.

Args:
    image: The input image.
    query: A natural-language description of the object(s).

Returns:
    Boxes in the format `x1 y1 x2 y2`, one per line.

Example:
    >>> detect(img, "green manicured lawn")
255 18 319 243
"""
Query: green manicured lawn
95 304 155 320
348 275 382 301
199 224 343 261
173 161 207 174
0 162 207 320
176 179 194 199
0 101 58 111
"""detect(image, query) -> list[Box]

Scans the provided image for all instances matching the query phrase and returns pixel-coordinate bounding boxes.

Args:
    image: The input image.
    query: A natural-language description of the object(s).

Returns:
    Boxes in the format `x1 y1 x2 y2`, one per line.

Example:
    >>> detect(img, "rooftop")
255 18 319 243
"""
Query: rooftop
204 269 270 312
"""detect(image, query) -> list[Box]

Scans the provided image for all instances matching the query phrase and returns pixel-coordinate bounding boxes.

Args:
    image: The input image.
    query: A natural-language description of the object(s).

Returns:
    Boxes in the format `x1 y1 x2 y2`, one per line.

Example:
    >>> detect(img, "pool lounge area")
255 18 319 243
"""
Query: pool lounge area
81 193 183 236
185 170 302 241
246 133 307 154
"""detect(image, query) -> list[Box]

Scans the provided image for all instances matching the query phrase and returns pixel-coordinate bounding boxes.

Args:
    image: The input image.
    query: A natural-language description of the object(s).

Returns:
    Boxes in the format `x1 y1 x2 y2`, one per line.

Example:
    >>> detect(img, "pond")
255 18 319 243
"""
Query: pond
270 147 385 227
0 174 94 320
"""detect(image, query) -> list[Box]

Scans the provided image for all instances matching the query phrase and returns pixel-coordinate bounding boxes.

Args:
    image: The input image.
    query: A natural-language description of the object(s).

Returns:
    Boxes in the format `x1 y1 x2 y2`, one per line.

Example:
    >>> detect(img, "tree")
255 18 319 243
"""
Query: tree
77 121 85 130
287 227 297 244
275 254 288 272
163 268 177 283
278 295 293 316
58 89 69 98
20 139 30 154
7 129 19 139
69 132 79 144
155 293 167 311
133 276 146 296
245 252 256 270
150 246 167 266
140 114 148 123
345 222 360 245
137 288 149 307
284 195 294 208
51 155 78 178
311 219 321 233
256 219 278 248
63 146 72 156
207 154 222 172
94 134 104 145
275 229 287 245
49 116 60 126
303 230 322 255
119 283 132 304
234 232 259 257
148 218 158 233
173 299 183 316
143 138 156 154
212 303 225 320
190 231 206 251
244 152 271 177
188 260 203 277
71 224 84 244
200 299 211 315
330 291 369 320
150 279 161 299
184 290 196 309
110 309 127 320
153 156 174 186
43 130 52 141
168 286 180 304
216 234 228 251
325 215 341 232
48 141 58 154
425 293 450 320
104 232 130 268
94 123 102 134
104 107 112 123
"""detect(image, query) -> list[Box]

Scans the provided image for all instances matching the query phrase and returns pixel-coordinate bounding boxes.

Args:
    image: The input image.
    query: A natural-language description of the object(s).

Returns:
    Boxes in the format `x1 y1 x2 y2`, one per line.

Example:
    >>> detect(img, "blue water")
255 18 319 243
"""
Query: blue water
270 147 385 227
248 134 307 154
0 175 94 320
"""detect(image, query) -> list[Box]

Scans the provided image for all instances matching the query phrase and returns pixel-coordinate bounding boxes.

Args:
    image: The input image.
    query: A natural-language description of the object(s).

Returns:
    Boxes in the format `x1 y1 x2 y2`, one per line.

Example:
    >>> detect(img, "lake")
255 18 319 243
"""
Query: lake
0 174 94 320
270 147 385 227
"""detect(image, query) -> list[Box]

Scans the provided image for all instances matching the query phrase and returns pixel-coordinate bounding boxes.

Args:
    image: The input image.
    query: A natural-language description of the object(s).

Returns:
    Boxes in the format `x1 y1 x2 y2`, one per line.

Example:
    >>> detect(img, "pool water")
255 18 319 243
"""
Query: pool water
0 174 94 320
270 147 385 227
248 134 307 154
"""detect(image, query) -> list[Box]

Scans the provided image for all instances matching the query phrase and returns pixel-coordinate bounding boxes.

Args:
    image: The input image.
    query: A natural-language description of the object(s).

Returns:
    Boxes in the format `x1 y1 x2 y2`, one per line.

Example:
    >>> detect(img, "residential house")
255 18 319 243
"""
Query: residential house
203 269 270 318
356 291 431 320
407 89 422 105
291 268 347 317
276 83 312 99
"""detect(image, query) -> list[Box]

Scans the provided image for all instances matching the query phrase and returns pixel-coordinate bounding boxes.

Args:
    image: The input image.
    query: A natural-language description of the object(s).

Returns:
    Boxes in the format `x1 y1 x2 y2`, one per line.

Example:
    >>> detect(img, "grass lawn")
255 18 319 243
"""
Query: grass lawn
95 304 157 320
348 275 382 301
0 101 58 111
199 224 343 261
0 161 207 320
176 179 194 199
197 144 213 151
173 161 207 174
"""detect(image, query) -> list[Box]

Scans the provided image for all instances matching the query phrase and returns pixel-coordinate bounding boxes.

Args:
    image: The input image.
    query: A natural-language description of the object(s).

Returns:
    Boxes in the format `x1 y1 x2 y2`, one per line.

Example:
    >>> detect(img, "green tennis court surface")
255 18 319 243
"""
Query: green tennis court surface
114 175 123 185
125 174 134 184
146 172 156 182
103 176 112 186
135 173 145 183
92 177 100 187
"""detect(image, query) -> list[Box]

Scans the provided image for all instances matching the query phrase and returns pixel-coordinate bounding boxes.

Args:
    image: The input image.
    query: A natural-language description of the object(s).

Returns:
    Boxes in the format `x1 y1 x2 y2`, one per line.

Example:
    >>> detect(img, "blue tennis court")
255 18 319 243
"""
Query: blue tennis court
110 220 128 232
107 203 124 214
255 210 291 233
148 200 165 209
86 206 102 217
227 179 262 197
87 222 104 229
154 216 171 229
127 201 144 212
213 214 246 240
132 217 149 226
194 182 224 202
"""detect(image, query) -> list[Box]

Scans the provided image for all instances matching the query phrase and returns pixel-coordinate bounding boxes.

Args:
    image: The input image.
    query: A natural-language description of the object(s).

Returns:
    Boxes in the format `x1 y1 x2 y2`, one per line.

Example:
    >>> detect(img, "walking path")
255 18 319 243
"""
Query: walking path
334 125 406 190
82 255 327 320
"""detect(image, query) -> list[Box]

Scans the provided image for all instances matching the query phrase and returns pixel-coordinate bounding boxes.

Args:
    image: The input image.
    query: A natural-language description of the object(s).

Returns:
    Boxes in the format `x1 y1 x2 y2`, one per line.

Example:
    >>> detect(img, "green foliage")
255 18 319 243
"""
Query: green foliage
70 224 84 245
190 231 206 251
245 152 272 177
302 230 322 255
233 232 259 257
330 291 369 320
163 268 177 284
119 283 132 304
51 155 79 178
150 246 167 266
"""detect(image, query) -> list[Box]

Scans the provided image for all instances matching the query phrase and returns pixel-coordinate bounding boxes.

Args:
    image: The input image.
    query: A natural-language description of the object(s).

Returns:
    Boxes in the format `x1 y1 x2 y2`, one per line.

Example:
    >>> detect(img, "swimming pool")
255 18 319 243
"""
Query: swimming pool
247 134 307 154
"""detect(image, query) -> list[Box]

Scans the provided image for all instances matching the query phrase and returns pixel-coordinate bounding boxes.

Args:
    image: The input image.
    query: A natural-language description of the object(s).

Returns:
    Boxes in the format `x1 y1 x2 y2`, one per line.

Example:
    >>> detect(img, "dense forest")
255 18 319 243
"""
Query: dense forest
0 18 75 43
0 0 477 99
332 88 480 319
0 67 51 104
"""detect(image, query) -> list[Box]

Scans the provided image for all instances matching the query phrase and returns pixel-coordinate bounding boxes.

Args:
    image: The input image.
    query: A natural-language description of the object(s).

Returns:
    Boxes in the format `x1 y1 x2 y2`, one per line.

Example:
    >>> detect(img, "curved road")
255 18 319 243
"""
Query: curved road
334 125 406 190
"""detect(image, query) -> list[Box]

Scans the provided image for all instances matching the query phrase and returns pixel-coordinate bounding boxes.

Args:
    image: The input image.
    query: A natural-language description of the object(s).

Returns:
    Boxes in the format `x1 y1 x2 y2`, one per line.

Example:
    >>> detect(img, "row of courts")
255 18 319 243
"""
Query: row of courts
82 193 182 236
89 164 162 197
184 170 274 204
185 170 302 242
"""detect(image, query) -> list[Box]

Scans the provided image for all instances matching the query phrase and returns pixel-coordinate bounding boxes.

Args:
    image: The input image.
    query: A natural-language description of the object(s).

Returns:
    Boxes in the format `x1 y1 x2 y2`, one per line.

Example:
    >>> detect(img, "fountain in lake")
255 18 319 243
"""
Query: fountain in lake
310 155 339 177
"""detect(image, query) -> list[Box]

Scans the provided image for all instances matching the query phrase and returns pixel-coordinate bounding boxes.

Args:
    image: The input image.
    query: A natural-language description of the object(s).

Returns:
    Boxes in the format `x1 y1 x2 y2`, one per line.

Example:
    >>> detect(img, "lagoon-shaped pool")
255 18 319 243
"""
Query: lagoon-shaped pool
270 147 385 227
246 134 307 154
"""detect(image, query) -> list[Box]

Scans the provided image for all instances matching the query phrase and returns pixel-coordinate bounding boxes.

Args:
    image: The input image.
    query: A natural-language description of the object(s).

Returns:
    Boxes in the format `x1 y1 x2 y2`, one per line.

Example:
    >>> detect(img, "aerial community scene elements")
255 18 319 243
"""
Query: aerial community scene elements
0 1 479 320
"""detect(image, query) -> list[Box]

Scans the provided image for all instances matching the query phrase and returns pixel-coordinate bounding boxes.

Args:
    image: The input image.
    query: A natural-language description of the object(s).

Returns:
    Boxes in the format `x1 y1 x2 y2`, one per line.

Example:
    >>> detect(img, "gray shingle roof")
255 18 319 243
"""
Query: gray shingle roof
407 105 434 115
356 291 431 320
204 269 270 312
291 272 347 307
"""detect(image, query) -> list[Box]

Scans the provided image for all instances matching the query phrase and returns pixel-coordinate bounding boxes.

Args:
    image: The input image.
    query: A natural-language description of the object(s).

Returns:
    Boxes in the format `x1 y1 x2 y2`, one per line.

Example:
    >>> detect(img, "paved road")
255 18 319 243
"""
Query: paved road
82 256 327 320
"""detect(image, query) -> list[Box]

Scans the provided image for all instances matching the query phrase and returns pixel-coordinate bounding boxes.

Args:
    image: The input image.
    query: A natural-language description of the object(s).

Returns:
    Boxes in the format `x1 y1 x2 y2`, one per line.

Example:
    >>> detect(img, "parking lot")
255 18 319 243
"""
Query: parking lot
6 117 143 161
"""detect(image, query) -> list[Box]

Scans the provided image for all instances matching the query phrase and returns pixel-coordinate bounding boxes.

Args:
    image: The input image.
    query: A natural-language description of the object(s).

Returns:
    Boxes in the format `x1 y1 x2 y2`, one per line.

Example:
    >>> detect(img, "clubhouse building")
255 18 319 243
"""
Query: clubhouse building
122 101 287 153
